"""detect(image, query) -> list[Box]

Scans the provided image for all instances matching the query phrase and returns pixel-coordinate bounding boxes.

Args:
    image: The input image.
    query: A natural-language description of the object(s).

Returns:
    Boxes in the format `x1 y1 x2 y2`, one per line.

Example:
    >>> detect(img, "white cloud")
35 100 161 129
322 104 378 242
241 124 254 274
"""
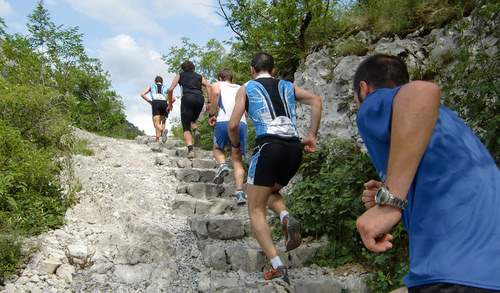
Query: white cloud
152 0 223 26
63 0 222 37
64 0 167 36
0 0 14 18
99 34 181 135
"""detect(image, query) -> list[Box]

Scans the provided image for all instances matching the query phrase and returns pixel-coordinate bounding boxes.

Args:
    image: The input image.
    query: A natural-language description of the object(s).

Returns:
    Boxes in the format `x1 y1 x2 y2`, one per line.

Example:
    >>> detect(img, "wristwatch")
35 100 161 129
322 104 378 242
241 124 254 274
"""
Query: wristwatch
375 186 408 210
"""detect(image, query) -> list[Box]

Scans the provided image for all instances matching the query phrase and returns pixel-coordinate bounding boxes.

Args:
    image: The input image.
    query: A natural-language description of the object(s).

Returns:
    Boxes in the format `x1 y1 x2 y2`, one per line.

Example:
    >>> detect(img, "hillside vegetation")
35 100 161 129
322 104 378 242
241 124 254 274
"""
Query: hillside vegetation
0 2 142 281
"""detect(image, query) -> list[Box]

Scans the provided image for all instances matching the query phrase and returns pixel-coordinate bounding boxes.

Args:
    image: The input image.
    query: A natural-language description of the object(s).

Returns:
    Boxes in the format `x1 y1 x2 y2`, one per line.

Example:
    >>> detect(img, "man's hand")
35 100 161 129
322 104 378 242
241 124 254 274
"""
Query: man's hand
167 103 173 112
147 100 152 105
356 205 401 253
208 116 217 127
302 135 317 153
362 180 383 209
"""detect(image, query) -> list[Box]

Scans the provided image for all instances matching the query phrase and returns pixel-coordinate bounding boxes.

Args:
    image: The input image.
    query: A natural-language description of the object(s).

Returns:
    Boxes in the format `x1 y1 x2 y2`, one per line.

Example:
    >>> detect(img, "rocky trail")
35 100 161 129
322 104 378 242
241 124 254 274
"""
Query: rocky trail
3 130 369 293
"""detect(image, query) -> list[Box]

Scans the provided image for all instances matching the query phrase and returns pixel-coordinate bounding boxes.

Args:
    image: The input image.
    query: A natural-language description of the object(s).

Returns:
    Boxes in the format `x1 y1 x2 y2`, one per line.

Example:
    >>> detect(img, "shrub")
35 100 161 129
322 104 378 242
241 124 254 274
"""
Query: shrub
332 38 370 56
287 137 409 292
72 139 94 156
0 80 73 153
441 3 499 163
0 234 22 283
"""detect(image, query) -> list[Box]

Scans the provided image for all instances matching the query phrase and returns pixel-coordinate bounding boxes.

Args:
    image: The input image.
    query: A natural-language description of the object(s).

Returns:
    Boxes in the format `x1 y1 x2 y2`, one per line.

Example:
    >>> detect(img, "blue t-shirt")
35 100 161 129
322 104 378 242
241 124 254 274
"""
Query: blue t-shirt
356 87 500 290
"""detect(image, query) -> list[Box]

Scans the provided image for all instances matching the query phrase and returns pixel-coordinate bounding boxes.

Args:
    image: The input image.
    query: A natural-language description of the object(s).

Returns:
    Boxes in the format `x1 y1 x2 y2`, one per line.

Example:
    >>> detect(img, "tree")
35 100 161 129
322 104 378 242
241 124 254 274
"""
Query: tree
217 0 332 80
163 38 229 81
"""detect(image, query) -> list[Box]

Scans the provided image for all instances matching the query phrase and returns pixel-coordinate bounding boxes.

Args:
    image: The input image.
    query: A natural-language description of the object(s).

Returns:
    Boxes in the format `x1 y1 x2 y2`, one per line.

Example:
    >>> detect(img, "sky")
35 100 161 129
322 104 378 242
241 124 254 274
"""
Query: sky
0 0 233 135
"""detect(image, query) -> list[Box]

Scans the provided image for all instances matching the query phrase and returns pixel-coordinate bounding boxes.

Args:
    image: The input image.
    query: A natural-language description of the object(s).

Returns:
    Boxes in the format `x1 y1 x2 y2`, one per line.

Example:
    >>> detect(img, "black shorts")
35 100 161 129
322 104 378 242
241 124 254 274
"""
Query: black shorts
409 283 499 293
247 136 303 187
152 100 168 117
181 94 204 132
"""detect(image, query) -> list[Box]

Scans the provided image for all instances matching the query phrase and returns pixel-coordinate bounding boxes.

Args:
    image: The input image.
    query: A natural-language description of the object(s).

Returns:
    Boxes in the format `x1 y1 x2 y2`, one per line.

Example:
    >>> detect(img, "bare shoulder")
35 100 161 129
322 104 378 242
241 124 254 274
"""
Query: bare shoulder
395 81 441 106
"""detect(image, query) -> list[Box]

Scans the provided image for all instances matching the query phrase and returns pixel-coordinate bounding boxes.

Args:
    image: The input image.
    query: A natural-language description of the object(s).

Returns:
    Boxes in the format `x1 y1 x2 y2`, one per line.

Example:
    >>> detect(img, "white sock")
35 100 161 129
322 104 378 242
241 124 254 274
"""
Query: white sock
270 256 283 269
279 211 289 223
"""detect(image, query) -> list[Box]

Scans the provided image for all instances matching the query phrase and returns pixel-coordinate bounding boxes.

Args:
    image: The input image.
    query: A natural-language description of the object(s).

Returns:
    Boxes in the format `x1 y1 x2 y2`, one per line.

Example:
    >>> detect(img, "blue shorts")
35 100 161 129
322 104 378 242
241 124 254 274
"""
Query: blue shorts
214 121 247 155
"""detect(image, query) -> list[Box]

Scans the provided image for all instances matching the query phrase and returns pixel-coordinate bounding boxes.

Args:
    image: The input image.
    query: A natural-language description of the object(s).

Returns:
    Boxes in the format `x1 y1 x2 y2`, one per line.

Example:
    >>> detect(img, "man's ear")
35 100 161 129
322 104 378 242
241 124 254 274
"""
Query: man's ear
359 81 370 99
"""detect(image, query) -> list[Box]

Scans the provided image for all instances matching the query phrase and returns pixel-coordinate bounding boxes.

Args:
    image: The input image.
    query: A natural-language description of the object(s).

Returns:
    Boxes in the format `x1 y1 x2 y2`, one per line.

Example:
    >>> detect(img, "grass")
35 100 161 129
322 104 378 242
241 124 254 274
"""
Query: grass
72 139 94 156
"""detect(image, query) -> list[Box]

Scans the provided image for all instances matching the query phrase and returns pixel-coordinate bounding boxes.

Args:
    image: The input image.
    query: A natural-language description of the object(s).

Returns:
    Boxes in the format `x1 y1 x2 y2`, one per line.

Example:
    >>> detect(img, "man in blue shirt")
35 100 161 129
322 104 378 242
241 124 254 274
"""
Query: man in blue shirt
354 54 500 292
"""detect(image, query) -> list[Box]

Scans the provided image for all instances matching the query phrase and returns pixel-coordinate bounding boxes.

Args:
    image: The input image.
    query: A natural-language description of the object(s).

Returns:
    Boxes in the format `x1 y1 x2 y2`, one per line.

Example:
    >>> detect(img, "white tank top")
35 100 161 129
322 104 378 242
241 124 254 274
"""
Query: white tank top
216 81 246 123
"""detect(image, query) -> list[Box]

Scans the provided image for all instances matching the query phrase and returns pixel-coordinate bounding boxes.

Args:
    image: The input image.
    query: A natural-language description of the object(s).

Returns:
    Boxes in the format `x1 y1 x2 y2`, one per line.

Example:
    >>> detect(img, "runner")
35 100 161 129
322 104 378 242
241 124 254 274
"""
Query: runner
228 53 322 283
140 76 170 142
354 54 500 292
208 69 247 205
168 61 210 158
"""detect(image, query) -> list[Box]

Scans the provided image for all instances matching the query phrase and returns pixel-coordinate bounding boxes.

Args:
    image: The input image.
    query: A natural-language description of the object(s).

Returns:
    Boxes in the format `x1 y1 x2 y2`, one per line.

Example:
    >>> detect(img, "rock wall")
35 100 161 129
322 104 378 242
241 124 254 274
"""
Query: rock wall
293 9 498 140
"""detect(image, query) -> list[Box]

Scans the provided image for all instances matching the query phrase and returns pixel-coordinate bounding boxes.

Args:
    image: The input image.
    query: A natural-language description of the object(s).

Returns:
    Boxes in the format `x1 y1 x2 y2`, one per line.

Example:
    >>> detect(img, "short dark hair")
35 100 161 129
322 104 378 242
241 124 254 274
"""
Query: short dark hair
217 69 233 82
154 76 163 84
181 60 195 72
353 54 409 93
251 52 274 73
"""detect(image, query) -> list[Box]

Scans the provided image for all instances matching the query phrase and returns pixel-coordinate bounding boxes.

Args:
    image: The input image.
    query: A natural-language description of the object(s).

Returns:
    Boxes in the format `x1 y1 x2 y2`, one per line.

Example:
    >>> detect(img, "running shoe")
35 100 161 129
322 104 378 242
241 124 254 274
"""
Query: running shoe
234 190 247 205
263 266 289 284
213 163 230 185
187 149 195 159
194 129 201 147
282 215 302 252
161 129 168 143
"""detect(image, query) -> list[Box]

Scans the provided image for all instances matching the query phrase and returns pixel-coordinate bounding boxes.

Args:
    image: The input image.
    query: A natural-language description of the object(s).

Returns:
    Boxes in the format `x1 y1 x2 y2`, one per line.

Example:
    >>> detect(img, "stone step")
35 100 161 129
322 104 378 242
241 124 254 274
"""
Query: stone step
171 195 237 216
174 168 234 184
198 267 369 293
200 239 326 273
155 156 217 169
189 215 250 240
174 148 213 159
136 136 183 146
170 158 218 169
176 183 237 199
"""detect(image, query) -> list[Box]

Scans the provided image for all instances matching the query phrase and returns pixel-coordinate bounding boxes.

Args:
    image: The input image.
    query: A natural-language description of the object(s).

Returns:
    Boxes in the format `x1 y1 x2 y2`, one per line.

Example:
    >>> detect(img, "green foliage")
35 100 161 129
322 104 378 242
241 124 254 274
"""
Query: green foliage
0 80 73 152
196 114 214 151
0 234 22 282
332 37 370 57
288 138 376 237
342 0 470 36
441 3 499 163
0 122 72 234
72 139 94 156
287 137 408 292
163 38 251 84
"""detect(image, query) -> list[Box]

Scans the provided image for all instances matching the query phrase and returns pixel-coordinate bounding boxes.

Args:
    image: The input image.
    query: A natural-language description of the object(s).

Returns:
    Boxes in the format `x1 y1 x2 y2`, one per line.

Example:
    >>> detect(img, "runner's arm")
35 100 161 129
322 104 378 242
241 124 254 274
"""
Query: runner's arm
201 76 212 112
294 86 322 152
228 86 246 148
385 81 441 200
140 86 152 105
168 74 180 109
209 82 221 116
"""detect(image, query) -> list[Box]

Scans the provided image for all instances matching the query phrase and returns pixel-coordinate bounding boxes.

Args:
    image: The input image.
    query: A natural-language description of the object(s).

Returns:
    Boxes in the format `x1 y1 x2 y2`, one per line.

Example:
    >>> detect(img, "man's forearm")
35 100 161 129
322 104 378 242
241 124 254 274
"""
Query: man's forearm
307 98 322 137
385 82 440 200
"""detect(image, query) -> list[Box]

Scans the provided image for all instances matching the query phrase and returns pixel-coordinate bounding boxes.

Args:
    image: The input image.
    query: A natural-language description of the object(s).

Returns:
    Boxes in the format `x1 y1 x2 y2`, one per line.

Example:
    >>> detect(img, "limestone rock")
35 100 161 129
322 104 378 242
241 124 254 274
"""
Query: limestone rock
113 264 154 284
190 217 245 240
193 159 217 169
39 258 62 274
56 264 75 283
294 278 343 293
